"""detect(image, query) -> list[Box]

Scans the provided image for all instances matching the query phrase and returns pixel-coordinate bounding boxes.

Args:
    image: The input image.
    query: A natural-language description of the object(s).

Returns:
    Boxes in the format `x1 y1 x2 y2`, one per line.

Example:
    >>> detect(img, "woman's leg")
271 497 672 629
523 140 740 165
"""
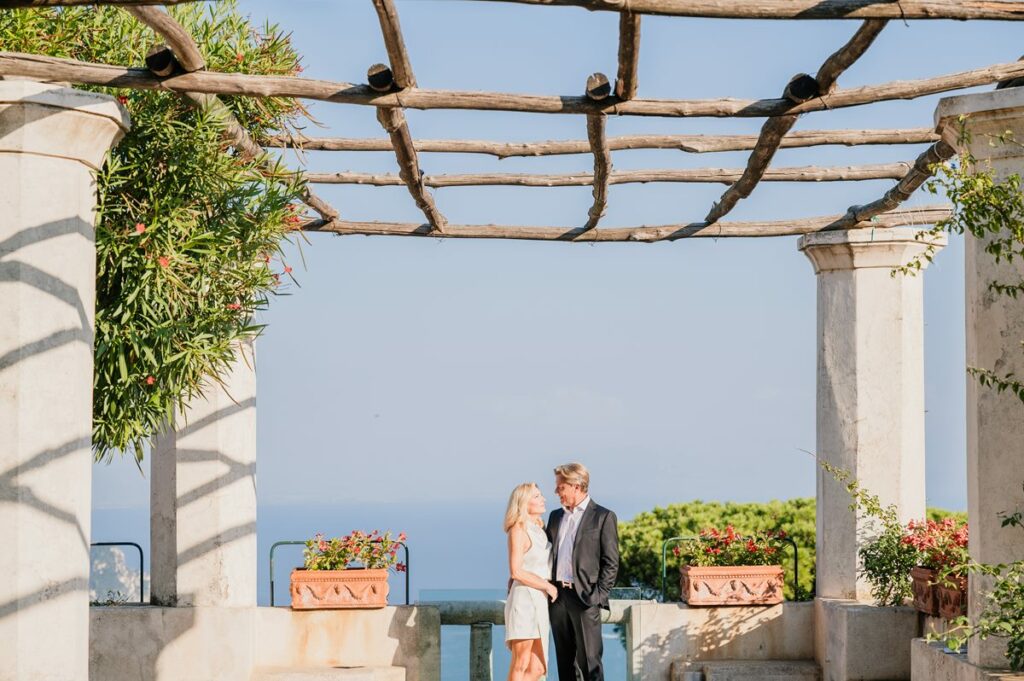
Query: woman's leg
525 637 547 681
508 639 536 681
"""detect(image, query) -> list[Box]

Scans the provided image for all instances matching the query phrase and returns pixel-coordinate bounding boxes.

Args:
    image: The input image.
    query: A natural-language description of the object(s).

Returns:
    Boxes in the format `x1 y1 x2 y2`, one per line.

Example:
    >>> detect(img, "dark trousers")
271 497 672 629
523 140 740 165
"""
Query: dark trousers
549 583 603 681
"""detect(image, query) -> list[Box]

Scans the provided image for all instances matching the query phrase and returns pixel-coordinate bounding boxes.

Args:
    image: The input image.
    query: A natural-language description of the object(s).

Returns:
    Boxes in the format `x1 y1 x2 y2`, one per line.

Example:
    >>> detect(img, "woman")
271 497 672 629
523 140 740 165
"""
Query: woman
504 482 557 681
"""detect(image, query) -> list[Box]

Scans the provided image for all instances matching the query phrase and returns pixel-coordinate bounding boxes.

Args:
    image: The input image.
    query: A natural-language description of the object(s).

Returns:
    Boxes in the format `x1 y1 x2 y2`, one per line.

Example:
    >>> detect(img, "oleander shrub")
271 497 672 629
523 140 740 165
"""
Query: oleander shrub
0 3 308 460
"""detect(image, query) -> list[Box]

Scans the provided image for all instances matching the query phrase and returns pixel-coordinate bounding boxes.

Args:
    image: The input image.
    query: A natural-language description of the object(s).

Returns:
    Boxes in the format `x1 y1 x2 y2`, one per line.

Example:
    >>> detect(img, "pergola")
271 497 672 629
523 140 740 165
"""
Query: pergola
10 0 1024 240
2 2 1024 681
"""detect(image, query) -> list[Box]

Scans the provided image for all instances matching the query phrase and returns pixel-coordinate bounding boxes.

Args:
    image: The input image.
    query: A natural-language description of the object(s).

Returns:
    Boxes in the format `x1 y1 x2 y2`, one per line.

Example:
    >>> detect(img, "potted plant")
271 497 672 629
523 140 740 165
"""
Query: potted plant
290 530 407 610
903 518 969 619
675 526 787 606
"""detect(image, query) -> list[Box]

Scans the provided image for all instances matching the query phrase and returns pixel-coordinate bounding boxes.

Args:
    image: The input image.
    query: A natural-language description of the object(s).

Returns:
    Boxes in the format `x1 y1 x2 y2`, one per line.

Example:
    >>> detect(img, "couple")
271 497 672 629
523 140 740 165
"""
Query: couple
503 462 619 681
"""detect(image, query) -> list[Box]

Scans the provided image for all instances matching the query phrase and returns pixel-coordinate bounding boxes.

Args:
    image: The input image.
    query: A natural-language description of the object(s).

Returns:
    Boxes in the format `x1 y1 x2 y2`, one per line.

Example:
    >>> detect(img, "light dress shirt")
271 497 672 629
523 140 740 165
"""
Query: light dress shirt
555 495 591 583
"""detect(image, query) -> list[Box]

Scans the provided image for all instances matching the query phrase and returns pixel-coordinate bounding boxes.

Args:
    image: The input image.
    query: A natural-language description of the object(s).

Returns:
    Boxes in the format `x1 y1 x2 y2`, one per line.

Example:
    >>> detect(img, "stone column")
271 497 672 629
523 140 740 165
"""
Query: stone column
799 227 945 601
935 88 1024 669
151 341 257 607
0 81 128 681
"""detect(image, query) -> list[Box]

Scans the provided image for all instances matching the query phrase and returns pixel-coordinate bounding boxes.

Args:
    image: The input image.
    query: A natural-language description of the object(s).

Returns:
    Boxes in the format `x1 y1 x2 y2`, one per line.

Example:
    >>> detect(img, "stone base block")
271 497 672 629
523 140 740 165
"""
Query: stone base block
630 601 815 681
911 639 1024 681
89 606 440 681
815 598 921 681
252 668 406 681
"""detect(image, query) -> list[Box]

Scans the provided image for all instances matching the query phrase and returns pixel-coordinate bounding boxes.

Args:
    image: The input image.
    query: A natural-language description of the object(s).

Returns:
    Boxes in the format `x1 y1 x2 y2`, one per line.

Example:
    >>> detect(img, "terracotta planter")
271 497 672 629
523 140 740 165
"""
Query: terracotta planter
680 565 784 606
910 566 940 616
290 568 389 609
936 575 968 620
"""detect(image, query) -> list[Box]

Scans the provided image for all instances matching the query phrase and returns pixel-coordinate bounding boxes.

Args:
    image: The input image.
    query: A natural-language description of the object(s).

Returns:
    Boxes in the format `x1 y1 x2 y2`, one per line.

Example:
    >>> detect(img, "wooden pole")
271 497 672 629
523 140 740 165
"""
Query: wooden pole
123 7 340 221
371 0 417 88
705 19 887 224
301 206 953 242
458 0 1024 21
615 12 641 100
305 163 910 187
369 0 445 232
583 113 611 230
7 52 1024 119
261 128 938 156
844 140 957 224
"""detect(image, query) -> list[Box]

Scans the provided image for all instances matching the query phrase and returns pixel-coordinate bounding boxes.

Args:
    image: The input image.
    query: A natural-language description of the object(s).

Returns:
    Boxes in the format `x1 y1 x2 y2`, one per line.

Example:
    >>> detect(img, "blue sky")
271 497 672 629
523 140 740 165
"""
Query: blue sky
92 2 1022 524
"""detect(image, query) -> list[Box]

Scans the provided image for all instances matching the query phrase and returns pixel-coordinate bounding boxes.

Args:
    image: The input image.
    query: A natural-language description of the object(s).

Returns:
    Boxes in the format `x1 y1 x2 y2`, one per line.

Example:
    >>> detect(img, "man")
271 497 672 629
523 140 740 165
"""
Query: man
546 462 619 681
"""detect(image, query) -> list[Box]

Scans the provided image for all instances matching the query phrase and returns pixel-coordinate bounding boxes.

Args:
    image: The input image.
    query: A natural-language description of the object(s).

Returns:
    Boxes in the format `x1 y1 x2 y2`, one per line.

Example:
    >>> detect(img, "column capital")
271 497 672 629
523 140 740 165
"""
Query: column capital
798 227 947 274
0 80 129 170
935 87 1024 163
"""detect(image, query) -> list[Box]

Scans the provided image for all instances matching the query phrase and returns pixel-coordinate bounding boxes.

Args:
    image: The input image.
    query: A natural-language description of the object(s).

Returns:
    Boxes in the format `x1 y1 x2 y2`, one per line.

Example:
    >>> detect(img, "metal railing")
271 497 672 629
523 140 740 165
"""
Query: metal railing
660 534 801 602
89 541 145 605
269 539 410 606
423 597 644 681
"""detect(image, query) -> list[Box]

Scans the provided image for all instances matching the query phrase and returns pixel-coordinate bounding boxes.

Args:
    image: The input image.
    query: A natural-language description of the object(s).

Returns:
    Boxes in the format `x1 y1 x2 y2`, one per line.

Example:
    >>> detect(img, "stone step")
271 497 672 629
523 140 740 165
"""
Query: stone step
672 660 821 681
252 667 406 681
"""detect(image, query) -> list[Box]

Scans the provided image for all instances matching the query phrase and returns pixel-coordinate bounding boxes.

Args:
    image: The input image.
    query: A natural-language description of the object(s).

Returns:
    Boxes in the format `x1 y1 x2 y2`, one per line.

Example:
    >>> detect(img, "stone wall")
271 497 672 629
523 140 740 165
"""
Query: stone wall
89 605 441 681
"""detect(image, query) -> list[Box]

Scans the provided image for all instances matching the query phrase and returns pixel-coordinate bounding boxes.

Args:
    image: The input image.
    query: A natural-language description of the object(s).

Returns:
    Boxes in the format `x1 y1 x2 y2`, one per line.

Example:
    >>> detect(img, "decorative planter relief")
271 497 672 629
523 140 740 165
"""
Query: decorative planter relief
910 566 967 619
290 568 390 609
680 565 784 606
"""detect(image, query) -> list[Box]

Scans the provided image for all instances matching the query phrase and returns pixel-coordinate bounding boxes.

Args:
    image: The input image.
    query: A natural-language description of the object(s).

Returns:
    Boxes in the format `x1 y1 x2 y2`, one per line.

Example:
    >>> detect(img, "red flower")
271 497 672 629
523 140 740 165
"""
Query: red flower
226 303 241 311
118 95 129 105
672 546 681 557
395 563 407 573
145 376 155 385
398 532 407 542
235 53 244 63
284 266 293 274
134 222 146 234
158 256 169 268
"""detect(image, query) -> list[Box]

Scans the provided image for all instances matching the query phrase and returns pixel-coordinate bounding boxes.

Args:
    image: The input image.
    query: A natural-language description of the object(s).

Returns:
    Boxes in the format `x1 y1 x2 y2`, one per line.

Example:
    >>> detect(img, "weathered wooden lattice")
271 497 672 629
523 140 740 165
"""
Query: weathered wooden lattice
4 0 1024 241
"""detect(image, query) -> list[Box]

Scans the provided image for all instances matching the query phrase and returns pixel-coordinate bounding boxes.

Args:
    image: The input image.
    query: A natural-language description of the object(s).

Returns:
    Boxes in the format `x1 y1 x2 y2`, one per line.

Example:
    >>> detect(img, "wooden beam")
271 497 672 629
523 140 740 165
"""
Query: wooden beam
461 0 1024 21
262 128 939 156
125 6 204 71
376 107 446 232
583 113 611 230
368 0 445 232
585 72 611 100
9 52 1024 119
705 19 887 224
301 206 953 242
371 0 416 88
844 140 958 224
615 12 641 100
123 6 339 221
306 162 910 187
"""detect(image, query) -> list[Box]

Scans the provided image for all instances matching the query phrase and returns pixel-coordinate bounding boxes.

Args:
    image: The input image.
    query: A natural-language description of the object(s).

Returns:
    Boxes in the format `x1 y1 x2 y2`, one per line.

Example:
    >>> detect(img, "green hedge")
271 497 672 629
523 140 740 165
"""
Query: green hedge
617 499 964 602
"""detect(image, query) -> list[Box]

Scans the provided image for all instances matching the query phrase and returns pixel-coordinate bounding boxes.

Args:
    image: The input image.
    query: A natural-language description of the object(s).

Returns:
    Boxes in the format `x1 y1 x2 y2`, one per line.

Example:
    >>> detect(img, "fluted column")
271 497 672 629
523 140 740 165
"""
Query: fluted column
0 80 129 681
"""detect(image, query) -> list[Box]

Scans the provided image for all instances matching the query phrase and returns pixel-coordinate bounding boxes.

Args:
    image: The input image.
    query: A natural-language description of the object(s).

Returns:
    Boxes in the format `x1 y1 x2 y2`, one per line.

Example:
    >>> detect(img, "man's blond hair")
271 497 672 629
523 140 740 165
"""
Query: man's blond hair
554 462 590 493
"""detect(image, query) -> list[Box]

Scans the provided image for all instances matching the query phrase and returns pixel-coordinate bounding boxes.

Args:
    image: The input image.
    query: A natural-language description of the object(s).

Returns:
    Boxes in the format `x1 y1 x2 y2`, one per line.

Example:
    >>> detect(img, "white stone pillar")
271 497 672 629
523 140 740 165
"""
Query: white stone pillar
151 341 257 607
799 227 945 601
935 88 1024 669
0 81 128 681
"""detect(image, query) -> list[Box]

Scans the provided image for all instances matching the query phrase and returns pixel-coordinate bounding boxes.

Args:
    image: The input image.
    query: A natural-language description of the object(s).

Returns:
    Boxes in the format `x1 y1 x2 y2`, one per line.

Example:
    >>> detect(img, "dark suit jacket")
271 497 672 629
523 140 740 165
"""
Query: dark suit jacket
546 500 619 610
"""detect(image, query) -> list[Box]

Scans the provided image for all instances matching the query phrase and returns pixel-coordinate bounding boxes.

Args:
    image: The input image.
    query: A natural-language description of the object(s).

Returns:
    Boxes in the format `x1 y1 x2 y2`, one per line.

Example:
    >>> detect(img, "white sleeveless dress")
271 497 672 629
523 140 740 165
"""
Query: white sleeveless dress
505 522 552 669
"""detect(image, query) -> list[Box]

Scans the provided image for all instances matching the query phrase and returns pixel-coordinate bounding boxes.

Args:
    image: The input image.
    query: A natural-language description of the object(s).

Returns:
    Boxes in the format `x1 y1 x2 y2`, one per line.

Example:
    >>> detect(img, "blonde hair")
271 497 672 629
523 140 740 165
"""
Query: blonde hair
554 462 590 493
504 482 541 533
